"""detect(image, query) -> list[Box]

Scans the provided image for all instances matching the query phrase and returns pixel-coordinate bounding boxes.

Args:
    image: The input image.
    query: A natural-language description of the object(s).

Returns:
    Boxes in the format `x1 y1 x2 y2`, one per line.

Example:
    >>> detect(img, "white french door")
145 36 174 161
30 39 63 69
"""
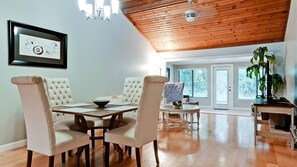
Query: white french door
212 65 233 109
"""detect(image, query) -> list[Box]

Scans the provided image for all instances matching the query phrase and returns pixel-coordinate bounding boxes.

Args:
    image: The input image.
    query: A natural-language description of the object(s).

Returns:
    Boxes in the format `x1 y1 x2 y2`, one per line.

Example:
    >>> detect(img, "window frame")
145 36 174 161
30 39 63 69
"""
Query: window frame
178 68 208 98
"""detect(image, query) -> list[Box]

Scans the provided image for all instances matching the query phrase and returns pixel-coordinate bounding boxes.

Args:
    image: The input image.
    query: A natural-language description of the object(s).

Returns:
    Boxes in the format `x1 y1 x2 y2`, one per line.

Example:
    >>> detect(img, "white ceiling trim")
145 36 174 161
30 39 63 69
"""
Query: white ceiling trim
158 42 285 65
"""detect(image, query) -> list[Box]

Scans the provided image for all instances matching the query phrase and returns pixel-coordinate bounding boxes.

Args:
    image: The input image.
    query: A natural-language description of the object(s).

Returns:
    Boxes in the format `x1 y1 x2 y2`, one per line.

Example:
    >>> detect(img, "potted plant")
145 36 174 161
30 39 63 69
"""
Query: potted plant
246 47 285 119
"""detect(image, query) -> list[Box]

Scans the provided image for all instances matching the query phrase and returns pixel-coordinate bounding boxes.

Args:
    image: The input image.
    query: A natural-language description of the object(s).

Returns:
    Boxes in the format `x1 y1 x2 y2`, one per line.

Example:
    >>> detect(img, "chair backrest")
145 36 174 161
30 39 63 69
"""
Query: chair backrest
134 76 167 146
163 82 185 103
11 76 55 155
121 77 143 104
44 78 73 122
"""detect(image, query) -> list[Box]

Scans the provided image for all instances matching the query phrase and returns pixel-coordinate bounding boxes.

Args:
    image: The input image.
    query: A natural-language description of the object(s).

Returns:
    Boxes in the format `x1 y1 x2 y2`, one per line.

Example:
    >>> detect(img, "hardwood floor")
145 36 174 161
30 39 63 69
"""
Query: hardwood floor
1 113 297 167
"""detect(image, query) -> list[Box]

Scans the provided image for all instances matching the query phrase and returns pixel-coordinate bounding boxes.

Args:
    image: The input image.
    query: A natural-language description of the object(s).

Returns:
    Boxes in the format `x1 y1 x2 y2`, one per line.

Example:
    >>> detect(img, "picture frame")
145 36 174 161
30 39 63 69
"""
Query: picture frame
8 20 67 68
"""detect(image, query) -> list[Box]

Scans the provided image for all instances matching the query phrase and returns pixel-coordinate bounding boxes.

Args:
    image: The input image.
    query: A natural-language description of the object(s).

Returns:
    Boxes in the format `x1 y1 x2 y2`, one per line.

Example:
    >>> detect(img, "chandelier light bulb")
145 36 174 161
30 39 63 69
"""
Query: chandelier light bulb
104 5 111 20
85 4 93 17
78 0 119 21
78 0 86 11
111 0 119 14
95 0 104 9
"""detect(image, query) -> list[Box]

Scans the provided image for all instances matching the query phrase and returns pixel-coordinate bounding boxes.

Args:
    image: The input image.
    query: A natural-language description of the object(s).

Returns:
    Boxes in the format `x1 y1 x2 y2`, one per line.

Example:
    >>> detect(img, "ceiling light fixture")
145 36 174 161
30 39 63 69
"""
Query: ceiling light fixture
184 0 199 22
78 0 119 21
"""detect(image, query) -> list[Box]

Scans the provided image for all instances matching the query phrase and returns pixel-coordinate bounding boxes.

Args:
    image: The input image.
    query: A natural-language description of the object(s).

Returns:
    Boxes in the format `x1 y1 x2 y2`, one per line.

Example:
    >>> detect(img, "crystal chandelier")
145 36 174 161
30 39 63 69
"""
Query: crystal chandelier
78 0 119 21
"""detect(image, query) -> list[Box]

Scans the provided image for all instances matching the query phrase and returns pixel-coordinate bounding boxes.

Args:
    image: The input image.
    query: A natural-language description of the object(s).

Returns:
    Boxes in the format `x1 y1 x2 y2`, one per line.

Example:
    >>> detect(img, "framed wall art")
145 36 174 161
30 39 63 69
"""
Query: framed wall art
8 20 67 68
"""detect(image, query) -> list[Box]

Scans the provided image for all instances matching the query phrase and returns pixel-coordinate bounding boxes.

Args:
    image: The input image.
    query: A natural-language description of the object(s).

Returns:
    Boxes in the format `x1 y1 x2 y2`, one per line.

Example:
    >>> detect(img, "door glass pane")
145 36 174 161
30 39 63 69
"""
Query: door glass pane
216 70 228 104
179 70 192 96
238 68 257 99
193 68 208 97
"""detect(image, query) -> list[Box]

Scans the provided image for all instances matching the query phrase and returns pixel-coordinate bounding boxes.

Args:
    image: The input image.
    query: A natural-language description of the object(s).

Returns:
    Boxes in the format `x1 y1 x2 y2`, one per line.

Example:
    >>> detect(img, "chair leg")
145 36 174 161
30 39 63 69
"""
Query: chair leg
26 150 33 167
48 156 54 167
91 129 95 148
103 128 107 144
85 144 90 167
61 152 66 163
68 150 72 157
76 147 84 166
105 142 110 167
125 146 132 156
153 140 160 165
128 146 132 156
135 147 141 167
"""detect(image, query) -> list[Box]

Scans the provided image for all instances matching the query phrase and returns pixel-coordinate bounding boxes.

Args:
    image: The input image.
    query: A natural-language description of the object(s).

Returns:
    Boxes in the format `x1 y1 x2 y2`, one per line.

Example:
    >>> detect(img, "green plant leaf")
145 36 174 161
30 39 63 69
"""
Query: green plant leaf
271 73 284 94
258 76 266 91
266 54 276 64
263 47 268 53
254 69 259 77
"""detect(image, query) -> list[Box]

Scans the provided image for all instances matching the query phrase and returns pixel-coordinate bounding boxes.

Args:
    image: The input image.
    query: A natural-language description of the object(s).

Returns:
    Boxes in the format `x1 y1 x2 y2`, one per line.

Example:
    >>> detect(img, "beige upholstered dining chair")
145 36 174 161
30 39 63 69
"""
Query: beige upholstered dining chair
119 77 143 125
104 75 168 167
121 77 143 104
43 78 74 127
11 76 90 167
44 78 109 148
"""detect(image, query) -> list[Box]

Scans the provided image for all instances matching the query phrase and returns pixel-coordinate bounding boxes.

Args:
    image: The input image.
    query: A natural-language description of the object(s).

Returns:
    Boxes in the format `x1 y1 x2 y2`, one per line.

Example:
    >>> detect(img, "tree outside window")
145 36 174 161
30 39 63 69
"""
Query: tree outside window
238 68 256 99
179 69 192 96
178 68 208 97
194 69 208 97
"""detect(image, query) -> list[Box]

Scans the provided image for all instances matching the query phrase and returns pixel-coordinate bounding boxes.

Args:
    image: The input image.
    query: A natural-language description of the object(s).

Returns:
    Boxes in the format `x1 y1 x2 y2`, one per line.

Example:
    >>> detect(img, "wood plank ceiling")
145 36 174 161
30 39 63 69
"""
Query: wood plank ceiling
119 0 291 52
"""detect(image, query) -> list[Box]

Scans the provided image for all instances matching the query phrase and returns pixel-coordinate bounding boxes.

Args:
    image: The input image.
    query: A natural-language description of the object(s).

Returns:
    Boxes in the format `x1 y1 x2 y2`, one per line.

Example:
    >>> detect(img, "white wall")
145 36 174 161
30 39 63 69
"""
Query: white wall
284 0 297 103
0 0 157 147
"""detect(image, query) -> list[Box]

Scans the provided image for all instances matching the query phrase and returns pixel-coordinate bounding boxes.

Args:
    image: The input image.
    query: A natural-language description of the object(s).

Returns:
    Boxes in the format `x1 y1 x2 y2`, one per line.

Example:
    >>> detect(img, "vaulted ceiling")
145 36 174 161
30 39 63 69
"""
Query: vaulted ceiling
119 0 291 52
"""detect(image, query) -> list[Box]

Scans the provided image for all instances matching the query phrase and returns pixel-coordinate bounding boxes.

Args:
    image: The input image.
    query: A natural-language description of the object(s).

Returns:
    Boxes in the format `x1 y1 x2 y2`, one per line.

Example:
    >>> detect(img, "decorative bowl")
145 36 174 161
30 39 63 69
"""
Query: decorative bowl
93 100 110 108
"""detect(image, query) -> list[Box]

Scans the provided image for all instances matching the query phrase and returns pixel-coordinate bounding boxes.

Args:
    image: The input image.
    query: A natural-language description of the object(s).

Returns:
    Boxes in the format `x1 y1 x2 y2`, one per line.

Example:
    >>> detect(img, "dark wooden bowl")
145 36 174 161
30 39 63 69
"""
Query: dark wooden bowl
93 100 110 108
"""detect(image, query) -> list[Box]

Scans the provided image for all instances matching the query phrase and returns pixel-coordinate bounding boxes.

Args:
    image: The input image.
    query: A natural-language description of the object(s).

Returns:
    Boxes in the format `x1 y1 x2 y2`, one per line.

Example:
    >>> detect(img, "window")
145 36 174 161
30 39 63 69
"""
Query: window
179 69 192 96
238 68 256 99
194 69 208 97
178 68 208 97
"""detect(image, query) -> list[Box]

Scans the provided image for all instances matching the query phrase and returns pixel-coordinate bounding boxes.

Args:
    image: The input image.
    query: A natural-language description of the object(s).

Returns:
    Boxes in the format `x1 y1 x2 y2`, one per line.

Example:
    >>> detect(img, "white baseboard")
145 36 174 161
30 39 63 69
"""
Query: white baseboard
0 139 27 153
200 106 251 111
232 107 251 111
199 105 211 109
